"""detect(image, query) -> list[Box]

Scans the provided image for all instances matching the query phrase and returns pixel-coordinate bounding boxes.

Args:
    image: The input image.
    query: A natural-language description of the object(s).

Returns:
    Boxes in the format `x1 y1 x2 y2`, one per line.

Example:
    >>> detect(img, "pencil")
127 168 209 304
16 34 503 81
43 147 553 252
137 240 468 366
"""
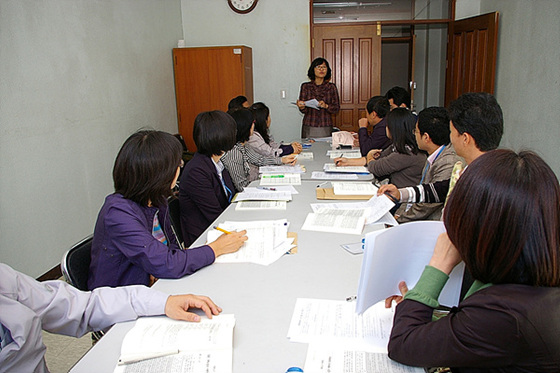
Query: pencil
213 226 232 235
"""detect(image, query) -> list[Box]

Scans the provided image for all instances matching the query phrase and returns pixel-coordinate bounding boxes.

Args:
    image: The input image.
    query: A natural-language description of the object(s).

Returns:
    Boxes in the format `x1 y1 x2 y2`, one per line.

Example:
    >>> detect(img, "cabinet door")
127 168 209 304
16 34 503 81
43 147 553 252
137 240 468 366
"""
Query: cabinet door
173 47 253 151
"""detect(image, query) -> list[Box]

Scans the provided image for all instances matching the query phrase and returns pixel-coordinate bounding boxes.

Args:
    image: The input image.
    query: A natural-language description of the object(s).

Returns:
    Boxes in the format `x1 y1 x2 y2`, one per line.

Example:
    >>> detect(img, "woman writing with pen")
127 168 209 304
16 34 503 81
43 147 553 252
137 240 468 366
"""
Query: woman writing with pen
88 130 247 290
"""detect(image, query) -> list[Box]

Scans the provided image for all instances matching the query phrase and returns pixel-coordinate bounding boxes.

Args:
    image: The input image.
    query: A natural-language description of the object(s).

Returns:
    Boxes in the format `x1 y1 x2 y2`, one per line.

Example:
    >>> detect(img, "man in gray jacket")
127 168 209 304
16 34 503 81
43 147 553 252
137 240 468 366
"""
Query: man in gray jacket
396 107 463 222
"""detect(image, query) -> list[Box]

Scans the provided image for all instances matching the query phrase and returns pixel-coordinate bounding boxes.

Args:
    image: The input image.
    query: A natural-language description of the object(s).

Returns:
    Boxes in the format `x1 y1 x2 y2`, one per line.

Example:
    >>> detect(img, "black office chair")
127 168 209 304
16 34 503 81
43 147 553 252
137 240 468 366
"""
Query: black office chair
168 196 185 248
61 235 93 291
60 234 105 342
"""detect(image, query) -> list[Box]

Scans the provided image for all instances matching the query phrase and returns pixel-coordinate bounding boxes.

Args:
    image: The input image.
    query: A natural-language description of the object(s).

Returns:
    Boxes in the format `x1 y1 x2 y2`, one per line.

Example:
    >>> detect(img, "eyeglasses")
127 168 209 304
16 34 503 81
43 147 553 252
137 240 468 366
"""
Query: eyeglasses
314 65 328 70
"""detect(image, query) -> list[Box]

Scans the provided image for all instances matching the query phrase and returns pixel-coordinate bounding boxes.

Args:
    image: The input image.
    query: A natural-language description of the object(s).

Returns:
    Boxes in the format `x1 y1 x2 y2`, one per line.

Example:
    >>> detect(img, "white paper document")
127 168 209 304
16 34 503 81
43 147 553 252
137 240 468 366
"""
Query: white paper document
332 182 377 195
114 315 235 373
327 149 362 159
233 190 292 202
287 298 394 352
324 163 369 174
311 171 359 180
259 165 305 174
309 194 394 225
301 209 366 235
208 219 294 265
304 344 423 373
356 221 465 314
235 201 287 210
245 186 299 194
260 173 302 185
295 152 314 160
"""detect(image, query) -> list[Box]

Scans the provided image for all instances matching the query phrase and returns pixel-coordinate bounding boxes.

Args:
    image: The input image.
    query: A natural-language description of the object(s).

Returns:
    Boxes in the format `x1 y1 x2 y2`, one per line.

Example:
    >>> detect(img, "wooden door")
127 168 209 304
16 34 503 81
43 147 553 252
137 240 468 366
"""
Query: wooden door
313 25 381 132
444 12 499 105
173 46 253 151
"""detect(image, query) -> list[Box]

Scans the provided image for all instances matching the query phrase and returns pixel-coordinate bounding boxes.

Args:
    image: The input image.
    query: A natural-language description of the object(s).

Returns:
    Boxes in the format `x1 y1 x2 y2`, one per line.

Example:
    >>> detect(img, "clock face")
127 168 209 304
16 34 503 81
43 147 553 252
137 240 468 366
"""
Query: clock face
228 0 258 14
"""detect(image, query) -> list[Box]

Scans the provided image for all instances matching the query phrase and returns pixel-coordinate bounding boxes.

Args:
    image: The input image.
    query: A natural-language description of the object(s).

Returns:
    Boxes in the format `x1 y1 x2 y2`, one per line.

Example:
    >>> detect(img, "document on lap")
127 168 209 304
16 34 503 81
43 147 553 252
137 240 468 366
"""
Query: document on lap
207 219 295 265
114 315 235 373
356 221 465 314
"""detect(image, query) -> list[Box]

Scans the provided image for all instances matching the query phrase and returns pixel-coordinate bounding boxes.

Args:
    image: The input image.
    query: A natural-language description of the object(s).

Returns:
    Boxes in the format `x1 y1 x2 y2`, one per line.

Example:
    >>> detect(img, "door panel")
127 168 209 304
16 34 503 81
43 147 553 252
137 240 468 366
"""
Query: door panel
313 25 381 132
445 12 499 105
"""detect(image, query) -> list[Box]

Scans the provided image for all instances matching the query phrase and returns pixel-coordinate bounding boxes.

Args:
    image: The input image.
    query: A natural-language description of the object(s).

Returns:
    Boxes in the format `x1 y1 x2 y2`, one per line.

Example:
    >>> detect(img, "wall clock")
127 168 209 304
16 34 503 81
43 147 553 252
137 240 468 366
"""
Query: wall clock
228 0 259 14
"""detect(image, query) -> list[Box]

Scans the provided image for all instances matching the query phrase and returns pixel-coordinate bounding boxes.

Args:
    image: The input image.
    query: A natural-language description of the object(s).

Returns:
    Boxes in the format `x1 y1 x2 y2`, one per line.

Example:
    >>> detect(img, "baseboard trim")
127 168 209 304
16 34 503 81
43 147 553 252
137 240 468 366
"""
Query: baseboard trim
37 264 62 281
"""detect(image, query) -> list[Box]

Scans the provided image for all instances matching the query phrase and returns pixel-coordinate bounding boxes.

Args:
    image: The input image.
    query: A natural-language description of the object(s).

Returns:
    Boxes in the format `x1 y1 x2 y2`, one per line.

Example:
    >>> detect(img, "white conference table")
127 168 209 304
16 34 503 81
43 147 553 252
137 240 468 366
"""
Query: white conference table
71 141 381 372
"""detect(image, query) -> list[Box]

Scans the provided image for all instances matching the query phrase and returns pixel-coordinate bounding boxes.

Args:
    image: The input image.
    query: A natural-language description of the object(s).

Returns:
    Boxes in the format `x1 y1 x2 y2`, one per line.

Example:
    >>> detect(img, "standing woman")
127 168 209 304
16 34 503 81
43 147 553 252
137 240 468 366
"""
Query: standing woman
179 111 243 247
297 57 340 138
387 150 560 371
88 130 247 289
248 102 302 157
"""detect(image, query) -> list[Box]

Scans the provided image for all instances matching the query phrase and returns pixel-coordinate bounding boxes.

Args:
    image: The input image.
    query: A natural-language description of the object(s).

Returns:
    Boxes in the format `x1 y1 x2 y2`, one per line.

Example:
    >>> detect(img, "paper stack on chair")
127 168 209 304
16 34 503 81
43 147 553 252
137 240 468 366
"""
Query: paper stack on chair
208 219 295 265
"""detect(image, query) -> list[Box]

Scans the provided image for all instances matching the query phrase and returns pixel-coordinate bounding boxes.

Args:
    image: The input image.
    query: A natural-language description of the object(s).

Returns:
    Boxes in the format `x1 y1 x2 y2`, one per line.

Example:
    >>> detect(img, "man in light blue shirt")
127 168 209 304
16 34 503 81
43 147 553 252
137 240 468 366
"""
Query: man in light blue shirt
0 263 221 373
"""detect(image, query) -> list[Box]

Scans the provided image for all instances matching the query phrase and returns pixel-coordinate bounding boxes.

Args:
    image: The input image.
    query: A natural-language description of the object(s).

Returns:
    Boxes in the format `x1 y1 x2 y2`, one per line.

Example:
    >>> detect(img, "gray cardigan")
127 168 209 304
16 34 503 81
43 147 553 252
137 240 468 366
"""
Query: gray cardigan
367 145 426 188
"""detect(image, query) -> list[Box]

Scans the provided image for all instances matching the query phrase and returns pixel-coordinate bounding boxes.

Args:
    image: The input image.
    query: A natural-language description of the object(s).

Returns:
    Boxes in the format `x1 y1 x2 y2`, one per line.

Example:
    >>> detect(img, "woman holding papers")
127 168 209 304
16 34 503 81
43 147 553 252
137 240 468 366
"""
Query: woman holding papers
88 130 247 289
221 108 297 191
387 150 560 372
297 57 340 138
335 108 426 188
247 102 302 157
179 111 248 247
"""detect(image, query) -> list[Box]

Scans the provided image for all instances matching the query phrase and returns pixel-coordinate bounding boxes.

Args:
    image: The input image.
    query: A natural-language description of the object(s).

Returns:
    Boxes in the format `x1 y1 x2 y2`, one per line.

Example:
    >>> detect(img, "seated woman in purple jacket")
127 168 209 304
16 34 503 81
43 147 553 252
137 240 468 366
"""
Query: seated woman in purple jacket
179 111 239 247
88 130 247 289
386 150 560 372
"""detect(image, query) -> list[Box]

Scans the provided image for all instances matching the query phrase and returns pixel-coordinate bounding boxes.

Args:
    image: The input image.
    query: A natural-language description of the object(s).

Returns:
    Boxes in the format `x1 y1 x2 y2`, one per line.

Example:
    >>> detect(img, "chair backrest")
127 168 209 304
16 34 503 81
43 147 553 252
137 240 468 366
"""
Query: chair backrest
61 235 93 291
168 196 184 248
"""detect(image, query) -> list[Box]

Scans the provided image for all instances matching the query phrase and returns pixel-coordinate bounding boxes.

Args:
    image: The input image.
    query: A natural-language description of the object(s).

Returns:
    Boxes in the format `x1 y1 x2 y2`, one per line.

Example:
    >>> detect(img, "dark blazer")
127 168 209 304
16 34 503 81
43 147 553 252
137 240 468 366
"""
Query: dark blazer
179 152 236 247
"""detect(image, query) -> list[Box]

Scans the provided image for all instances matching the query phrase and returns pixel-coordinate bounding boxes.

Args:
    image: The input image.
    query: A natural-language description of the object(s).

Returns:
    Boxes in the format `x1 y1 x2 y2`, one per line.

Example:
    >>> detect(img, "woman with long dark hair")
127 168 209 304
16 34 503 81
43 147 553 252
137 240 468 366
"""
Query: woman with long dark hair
387 149 560 372
335 108 426 188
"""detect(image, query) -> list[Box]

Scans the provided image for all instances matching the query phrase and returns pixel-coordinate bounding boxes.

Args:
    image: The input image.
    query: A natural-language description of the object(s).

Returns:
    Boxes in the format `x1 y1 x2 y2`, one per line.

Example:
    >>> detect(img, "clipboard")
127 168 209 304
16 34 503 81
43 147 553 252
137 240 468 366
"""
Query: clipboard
315 187 374 200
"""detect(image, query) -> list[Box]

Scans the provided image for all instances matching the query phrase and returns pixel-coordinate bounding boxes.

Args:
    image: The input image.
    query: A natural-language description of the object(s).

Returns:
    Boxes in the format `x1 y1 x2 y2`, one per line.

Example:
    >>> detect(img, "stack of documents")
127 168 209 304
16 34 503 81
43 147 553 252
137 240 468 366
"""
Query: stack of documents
207 219 295 265
259 165 305 174
260 173 302 185
310 194 396 226
331 182 377 195
324 163 369 174
233 186 298 210
301 207 368 235
114 315 235 373
287 299 423 373
311 171 359 180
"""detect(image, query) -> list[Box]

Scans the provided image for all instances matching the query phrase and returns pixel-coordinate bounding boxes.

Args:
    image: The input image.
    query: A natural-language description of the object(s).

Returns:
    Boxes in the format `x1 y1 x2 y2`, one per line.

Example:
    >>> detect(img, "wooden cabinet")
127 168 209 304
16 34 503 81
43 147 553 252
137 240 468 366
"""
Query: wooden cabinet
173 46 253 151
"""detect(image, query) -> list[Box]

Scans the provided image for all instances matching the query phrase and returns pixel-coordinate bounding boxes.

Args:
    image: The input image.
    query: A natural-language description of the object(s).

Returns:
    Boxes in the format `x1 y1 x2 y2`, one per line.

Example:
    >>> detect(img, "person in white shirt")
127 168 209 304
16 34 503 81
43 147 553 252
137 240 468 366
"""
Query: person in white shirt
0 263 221 373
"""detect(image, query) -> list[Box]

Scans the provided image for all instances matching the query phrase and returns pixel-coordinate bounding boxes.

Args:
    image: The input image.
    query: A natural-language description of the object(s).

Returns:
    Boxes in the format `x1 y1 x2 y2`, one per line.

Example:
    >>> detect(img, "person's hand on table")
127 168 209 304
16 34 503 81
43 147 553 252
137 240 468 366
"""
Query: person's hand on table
334 157 366 167
282 154 297 165
165 294 222 322
377 184 400 201
385 281 409 308
209 230 248 257
428 233 462 275
291 142 303 154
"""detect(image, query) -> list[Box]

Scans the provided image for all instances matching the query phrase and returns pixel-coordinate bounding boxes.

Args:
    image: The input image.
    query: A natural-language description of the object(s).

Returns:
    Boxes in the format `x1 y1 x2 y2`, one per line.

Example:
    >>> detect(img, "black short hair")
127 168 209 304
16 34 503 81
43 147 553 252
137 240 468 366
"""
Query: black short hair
307 57 332 81
385 86 411 109
366 96 390 118
386 108 419 155
250 102 271 144
228 95 248 112
417 107 451 146
445 150 560 286
229 108 254 143
113 130 182 207
193 111 237 157
449 92 503 151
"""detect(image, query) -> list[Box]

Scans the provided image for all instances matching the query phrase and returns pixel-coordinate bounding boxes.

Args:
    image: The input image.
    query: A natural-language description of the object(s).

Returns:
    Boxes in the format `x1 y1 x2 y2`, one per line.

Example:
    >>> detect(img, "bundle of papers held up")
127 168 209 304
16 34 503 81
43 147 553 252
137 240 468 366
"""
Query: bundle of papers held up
207 219 295 265
114 315 235 373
